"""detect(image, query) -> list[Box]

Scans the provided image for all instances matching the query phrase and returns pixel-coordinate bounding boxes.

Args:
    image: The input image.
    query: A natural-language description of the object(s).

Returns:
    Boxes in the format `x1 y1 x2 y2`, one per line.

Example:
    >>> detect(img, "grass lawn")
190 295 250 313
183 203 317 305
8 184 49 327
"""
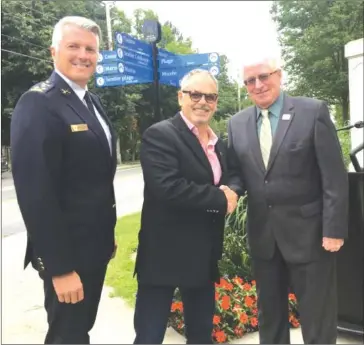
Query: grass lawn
105 212 141 307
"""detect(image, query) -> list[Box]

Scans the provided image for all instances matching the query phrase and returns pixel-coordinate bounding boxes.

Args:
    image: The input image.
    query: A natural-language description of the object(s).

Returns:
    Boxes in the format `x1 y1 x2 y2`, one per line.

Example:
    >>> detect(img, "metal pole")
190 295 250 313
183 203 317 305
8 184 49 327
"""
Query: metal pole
152 42 160 122
105 1 113 50
237 69 241 112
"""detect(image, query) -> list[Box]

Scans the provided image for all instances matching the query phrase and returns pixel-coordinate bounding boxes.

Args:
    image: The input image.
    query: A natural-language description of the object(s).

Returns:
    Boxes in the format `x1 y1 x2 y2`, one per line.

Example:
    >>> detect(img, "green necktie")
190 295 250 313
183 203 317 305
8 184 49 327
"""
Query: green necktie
260 109 272 168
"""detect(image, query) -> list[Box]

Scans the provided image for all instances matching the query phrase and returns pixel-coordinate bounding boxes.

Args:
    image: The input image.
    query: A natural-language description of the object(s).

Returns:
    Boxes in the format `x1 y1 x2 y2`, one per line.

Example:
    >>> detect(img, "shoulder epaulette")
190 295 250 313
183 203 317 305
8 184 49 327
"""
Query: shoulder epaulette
29 79 53 93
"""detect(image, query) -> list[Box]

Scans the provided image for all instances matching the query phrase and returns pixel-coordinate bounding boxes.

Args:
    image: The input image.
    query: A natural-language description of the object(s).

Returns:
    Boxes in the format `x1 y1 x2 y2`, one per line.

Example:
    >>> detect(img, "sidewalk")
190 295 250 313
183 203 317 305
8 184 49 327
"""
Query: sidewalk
1 229 185 344
2 229 361 344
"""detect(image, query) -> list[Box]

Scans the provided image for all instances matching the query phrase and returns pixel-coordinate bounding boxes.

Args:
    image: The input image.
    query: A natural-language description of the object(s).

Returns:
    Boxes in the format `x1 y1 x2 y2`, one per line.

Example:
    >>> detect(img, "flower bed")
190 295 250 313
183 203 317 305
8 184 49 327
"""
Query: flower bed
168 276 300 343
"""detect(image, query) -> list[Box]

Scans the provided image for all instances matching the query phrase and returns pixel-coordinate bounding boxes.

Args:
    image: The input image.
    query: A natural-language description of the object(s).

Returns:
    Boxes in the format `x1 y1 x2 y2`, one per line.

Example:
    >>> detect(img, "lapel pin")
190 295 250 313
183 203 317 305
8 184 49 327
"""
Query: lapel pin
61 88 71 95
282 114 291 120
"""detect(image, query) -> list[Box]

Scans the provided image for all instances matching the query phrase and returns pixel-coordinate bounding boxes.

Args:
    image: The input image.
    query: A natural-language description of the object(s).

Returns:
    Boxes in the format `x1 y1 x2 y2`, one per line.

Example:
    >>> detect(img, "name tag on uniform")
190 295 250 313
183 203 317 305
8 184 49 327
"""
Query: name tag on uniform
70 124 88 132
282 114 291 120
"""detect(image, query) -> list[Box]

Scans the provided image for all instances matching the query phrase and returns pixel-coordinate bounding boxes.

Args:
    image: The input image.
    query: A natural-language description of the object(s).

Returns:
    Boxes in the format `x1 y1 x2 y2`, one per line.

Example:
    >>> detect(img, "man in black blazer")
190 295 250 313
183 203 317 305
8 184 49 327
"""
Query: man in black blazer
133 69 238 344
11 16 117 344
226 56 348 344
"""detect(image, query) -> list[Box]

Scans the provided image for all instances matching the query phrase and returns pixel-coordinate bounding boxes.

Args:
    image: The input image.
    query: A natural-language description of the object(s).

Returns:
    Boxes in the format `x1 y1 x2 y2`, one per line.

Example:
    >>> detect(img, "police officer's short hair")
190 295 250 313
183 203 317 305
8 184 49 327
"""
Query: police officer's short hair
51 16 102 49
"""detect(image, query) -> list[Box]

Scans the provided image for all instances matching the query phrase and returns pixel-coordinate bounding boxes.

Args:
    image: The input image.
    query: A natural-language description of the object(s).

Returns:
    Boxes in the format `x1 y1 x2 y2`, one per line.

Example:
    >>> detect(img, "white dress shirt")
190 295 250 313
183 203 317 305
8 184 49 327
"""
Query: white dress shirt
55 69 112 154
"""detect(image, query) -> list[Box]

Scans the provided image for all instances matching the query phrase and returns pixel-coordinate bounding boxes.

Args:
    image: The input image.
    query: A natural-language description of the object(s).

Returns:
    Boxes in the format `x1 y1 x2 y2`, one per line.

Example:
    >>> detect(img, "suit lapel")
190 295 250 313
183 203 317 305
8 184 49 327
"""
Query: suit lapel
266 94 295 173
51 72 111 159
171 113 214 181
247 108 266 174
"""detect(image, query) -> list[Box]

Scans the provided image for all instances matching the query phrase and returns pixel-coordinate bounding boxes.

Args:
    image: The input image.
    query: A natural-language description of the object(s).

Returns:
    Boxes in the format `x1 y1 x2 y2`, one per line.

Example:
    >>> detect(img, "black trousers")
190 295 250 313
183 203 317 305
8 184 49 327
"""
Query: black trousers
41 265 107 344
133 283 215 344
252 245 337 344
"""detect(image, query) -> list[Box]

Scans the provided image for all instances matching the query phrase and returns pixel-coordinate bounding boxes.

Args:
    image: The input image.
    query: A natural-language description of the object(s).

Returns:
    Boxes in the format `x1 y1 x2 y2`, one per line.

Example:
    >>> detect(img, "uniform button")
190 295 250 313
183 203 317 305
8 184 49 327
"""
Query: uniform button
265 180 268 184
268 205 272 208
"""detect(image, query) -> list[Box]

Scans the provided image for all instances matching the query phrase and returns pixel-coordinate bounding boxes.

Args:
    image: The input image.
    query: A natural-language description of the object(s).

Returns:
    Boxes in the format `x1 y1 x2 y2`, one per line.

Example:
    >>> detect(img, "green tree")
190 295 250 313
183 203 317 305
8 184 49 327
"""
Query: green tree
271 0 364 123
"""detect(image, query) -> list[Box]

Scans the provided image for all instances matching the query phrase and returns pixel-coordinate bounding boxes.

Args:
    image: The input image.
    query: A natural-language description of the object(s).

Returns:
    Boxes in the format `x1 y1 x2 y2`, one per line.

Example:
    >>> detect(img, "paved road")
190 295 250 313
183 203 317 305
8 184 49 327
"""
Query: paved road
1 166 144 237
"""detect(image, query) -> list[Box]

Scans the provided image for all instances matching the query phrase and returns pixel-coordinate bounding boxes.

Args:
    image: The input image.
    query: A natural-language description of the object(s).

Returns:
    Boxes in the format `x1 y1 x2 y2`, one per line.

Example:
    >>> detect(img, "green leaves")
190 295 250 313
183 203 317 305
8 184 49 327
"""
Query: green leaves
272 0 363 123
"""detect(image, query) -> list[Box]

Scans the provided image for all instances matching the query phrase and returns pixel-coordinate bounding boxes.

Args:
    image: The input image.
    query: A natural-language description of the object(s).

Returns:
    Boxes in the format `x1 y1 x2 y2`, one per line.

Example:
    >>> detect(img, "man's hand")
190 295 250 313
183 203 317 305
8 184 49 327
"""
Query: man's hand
322 237 344 252
220 185 238 214
52 271 84 304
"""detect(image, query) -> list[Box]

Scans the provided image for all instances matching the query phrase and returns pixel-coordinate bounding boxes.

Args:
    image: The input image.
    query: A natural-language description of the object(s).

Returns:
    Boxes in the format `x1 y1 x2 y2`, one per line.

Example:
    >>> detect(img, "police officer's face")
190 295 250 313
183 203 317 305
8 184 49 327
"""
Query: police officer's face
51 24 99 88
177 74 218 127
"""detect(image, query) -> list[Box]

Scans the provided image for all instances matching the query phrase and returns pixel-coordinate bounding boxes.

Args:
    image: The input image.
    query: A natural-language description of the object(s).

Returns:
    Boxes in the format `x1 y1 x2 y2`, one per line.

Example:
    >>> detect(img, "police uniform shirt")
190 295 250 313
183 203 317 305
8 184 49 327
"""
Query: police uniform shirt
55 68 112 154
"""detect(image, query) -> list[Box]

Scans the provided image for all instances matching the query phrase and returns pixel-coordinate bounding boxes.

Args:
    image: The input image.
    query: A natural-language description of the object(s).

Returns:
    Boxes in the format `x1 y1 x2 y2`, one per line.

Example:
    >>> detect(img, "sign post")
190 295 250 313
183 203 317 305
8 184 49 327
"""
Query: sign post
142 20 162 122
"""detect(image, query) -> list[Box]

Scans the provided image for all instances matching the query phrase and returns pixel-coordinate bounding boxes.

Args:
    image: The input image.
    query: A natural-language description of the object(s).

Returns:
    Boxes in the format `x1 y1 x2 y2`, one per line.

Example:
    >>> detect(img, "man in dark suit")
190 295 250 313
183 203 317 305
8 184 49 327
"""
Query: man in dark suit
10 16 117 344
133 69 238 344
226 56 348 344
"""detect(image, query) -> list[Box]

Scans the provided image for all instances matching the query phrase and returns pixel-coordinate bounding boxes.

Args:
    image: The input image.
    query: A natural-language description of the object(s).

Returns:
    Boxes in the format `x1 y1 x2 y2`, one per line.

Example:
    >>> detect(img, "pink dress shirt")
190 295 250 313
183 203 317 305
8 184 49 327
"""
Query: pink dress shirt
180 112 222 185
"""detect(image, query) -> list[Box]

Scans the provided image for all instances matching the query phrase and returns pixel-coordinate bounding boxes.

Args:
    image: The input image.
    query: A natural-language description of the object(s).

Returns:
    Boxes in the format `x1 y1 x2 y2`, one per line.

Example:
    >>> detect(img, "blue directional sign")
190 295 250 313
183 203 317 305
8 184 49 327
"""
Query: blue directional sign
159 52 219 69
114 32 152 56
116 47 153 69
98 49 153 69
95 74 153 88
159 63 220 87
96 61 153 80
158 48 177 59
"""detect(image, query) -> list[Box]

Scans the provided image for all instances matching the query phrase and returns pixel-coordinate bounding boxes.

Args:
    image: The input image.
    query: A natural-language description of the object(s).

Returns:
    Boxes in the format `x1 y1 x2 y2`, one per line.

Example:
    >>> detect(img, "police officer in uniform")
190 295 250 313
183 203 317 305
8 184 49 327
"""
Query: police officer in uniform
11 16 117 344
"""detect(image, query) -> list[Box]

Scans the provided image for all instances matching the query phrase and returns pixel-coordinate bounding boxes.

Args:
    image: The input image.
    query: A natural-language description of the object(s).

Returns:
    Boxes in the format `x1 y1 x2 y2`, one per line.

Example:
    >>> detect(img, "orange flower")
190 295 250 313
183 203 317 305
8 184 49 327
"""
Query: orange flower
233 304 241 312
244 296 254 308
215 292 220 301
171 301 183 312
219 278 233 291
213 315 221 325
214 330 227 343
243 283 252 291
233 277 243 285
178 321 184 329
234 326 244 337
292 319 300 328
239 312 249 324
250 317 258 327
289 293 297 302
252 308 258 315
221 295 230 310
219 278 228 287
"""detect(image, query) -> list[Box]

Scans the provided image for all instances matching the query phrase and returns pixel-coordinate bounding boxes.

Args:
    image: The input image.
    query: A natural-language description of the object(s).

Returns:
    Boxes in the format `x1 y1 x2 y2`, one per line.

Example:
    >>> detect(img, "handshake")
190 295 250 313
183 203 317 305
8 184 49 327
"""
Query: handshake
220 185 238 214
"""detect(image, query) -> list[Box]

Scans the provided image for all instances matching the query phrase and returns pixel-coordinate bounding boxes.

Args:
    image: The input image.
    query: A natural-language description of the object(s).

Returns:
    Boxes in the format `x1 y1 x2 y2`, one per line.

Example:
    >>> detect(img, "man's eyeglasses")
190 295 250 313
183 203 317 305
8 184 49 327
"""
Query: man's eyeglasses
182 90 218 104
243 70 278 86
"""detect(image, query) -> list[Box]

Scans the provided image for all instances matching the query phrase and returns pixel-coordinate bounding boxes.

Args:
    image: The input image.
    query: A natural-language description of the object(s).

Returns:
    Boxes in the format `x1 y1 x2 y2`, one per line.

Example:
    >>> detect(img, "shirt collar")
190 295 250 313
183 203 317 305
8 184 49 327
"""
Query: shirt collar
180 112 218 146
55 68 87 102
256 91 284 119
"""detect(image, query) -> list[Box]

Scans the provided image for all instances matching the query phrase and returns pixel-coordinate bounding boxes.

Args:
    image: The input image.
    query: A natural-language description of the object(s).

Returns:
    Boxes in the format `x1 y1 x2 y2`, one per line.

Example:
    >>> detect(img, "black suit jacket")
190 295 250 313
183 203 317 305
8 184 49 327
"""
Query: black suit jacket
134 113 228 287
227 93 349 263
10 71 117 277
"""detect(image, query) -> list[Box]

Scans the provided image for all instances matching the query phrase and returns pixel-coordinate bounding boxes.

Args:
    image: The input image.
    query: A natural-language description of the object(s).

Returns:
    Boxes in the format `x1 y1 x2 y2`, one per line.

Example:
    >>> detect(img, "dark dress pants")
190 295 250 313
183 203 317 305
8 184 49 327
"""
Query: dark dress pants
252 245 337 344
133 282 215 344
41 265 107 344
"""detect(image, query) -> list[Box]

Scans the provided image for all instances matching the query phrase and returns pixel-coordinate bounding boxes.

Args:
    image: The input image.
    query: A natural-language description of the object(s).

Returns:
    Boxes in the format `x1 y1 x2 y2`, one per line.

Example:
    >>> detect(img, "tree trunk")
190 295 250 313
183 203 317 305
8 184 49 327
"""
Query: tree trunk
341 94 349 123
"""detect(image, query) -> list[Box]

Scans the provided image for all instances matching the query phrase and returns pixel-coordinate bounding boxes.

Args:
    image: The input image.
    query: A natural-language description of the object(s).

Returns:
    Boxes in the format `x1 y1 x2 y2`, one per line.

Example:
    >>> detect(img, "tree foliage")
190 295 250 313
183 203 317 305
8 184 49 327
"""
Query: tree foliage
1 0 239 162
271 0 364 123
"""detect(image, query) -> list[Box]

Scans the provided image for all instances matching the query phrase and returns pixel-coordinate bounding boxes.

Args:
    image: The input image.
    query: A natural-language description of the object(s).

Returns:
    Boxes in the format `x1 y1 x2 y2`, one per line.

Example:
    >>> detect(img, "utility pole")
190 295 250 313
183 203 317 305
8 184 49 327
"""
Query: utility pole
237 68 241 112
104 1 122 164
105 1 113 51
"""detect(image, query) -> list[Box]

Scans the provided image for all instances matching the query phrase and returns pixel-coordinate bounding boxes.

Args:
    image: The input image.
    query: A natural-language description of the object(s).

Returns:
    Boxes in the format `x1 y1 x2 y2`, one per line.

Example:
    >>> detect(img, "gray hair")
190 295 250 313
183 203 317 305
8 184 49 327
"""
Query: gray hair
51 16 102 50
180 69 219 92
242 55 282 80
